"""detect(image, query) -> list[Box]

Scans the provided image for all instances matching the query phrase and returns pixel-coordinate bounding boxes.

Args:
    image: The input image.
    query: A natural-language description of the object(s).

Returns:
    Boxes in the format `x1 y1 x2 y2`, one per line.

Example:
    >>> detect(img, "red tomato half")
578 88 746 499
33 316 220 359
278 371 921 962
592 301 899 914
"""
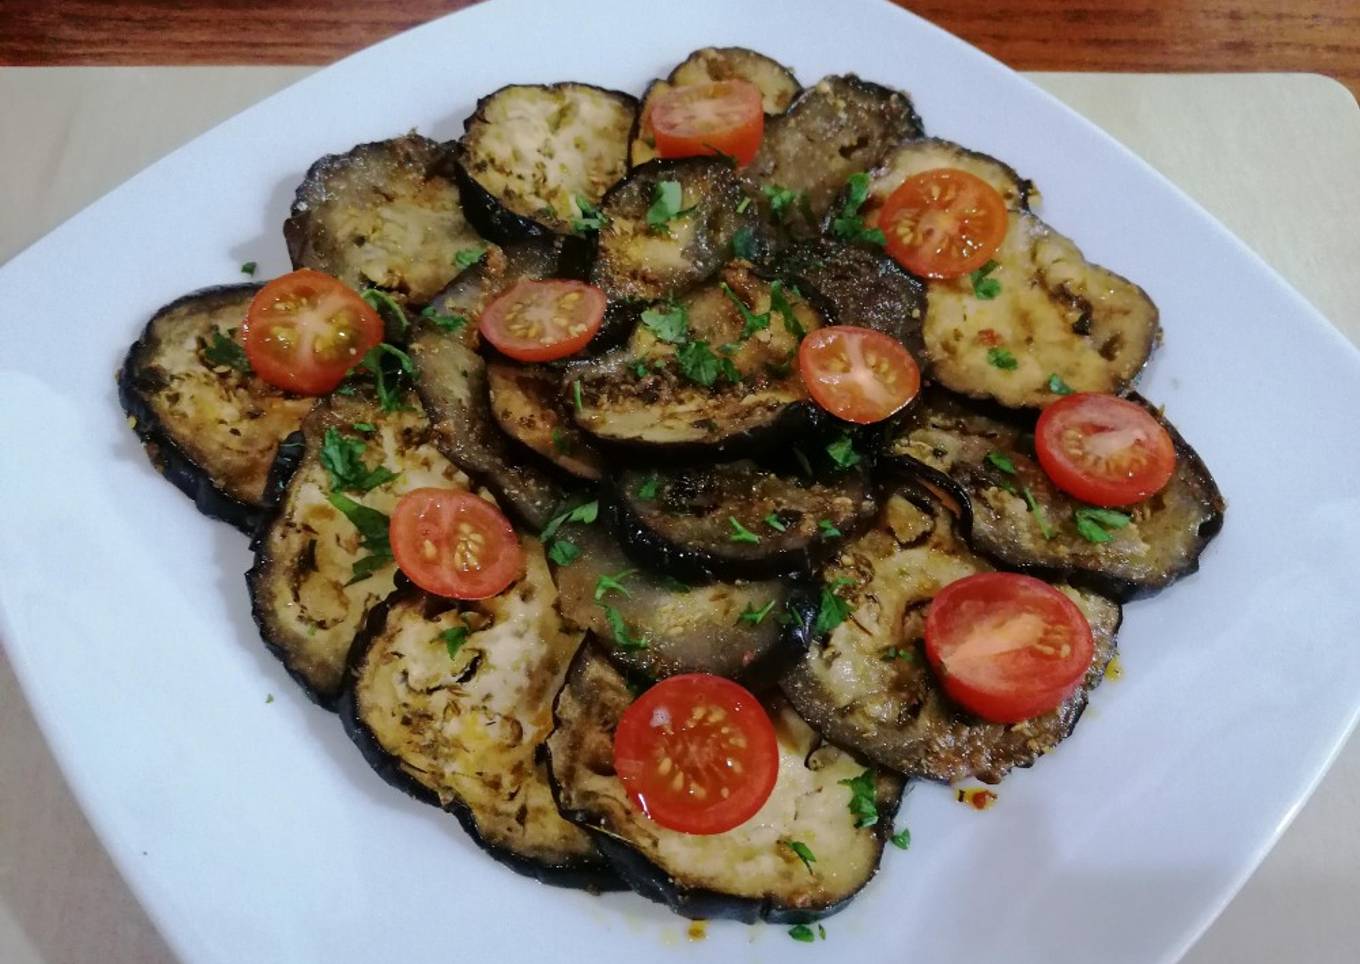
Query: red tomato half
478 279 606 363
879 169 1009 279
389 488 523 600
1035 393 1177 507
242 269 384 394
925 573 1095 724
650 80 765 166
613 674 779 835
798 326 921 424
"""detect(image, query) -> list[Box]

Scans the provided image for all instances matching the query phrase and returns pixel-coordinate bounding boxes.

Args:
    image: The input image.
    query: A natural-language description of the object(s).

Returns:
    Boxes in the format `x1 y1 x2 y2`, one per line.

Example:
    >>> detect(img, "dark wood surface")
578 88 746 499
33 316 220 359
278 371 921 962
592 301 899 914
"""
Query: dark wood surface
1 0 1357 100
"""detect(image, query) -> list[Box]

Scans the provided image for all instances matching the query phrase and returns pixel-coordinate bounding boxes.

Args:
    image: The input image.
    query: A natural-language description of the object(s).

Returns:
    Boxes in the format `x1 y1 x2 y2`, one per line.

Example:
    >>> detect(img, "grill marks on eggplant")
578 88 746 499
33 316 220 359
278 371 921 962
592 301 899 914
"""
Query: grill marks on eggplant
780 238 927 358
247 394 469 705
458 83 637 239
780 484 1121 784
743 75 923 237
889 390 1225 600
611 460 877 581
590 158 763 303
487 363 606 480
284 134 482 306
551 522 796 684
630 48 801 166
118 284 315 532
572 264 826 456
546 645 904 922
411 331 566 531
340 547 616 888
922 211 1160 408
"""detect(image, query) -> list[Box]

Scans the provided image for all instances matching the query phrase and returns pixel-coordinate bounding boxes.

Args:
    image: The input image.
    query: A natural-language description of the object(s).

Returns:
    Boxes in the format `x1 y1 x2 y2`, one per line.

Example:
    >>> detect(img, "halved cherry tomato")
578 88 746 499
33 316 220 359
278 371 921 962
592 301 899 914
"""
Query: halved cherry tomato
242 269 384 394
389 488 523 600
924 572 1094 724
478 279 606 363
613 674 779 835
879 169 1009 279
798 326 921 424
650 80 765 166
1035 393 1176 507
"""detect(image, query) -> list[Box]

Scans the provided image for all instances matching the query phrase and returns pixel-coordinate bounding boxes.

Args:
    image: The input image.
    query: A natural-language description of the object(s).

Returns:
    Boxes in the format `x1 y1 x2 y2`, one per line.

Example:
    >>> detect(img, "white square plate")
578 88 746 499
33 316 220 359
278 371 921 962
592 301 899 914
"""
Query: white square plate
2 1 1359 961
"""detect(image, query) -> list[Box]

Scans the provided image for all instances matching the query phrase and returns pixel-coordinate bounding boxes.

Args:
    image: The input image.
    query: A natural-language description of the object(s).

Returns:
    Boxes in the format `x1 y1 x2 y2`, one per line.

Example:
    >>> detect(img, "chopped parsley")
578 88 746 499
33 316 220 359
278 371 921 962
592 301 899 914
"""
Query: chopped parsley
813 577 855 636
762 184 800 221
203 328 251 372
571 195 607 233
830 172 886 246
736 196 752 214
633 361 651 378
1023 486 1055 539
327 492 392 584
351 422 376 434
635 474 660 500
970 260 1002 299
1074 506 1132 543
547 538 581 565
601 603 648 651
838 768 880 828
720 282 771 339
645 180 687 232
540 500 599 542
987 347 1018 371
788 925 816 943
986 450 1017 475
676 339 739 387
764 512 788 532
551 428 571 453
728 516 761 544
769 280 805 339
420 304 470 333
240 260 257 276
786 840 817 873
438 626 469 660
738 599 777 626
453 246 486 270
361 288 409 340
890 826 912 850
1047 372 1074 395
818 519 842 537
881 646 915 662
319 427 397 493
639 300 689 344
572 379 584 411
357 342 416 412
731 224 757 260
594 569 635 601
826 433 862 470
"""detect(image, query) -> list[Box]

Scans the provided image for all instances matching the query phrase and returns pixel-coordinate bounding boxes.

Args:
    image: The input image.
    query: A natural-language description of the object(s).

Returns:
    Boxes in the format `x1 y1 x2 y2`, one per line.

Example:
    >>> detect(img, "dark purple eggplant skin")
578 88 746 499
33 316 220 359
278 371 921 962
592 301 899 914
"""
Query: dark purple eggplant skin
605 466 878 582
883 392 1226 602
336 582 623 893
118 283 274 534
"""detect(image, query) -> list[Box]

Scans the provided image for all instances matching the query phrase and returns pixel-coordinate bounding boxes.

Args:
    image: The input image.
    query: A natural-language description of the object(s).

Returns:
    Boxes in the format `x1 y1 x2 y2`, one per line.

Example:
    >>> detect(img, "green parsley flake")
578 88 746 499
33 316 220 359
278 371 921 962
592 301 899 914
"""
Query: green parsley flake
762 184 800 220
813 578 855 636
361 288 410 339
327 493 393 584
438 626 469 660
736 196 752 214
601 603 648 651
640 301 689 344
731 224 758 260
320 427 398 493
881 646 915 662
987 347 1018 371
357 343 416 412
720 282 771 339
351 422 376 433
203 329 251 372
890 826 911 850
1048 373 1074 395
540 500 599 542
551 428 571 453
240 261 257 276
986 450 1017 475
676 339 733 387
420 304 470 333
547 538 581 565
787 840 817 873
970 260 1002 299
738 599 777 626
838 768 880 828
635 474 660 500
769 280 805 339
646 180 686 232
571 195 607 233
1074 506 1132 543
594 569 635 601
1023 486 1055 539
826 433 862 470
764 512 788 532
572 380 584 411
454 246 486 270
818 519 842 537
789 925 816 943
728 517 761 544
830 172 886 246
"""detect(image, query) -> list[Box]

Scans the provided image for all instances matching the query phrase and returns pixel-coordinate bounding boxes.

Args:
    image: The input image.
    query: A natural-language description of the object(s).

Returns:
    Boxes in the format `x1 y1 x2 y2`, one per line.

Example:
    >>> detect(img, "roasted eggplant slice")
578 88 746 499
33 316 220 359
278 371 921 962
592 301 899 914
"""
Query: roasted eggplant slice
572 263 826 457
411 332 567 531
546 644 904 922
590 157 763 303
118 284 315 532
610 460 877 581
854 138 1034 223
630 48 801 166
284 134 483 307
457 83 637 240
487 363 606 480
246 394 469 705
780 238 926 358
551 520 797 685
888 389 1224 600
743 75 923 237
921 210 1160 408
339 548 617 889
780 482 1121 784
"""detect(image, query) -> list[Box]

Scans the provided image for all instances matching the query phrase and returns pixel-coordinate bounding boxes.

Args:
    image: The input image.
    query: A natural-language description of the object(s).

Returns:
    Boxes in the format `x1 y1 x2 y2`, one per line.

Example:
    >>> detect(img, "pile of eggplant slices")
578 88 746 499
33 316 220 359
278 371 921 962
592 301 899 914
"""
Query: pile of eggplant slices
119 48 1225 928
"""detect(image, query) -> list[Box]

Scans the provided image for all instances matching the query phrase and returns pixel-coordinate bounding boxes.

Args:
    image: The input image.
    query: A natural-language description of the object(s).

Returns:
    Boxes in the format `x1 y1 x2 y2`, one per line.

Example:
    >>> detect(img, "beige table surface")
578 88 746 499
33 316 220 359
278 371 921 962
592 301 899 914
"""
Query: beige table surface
1 67 1358 964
